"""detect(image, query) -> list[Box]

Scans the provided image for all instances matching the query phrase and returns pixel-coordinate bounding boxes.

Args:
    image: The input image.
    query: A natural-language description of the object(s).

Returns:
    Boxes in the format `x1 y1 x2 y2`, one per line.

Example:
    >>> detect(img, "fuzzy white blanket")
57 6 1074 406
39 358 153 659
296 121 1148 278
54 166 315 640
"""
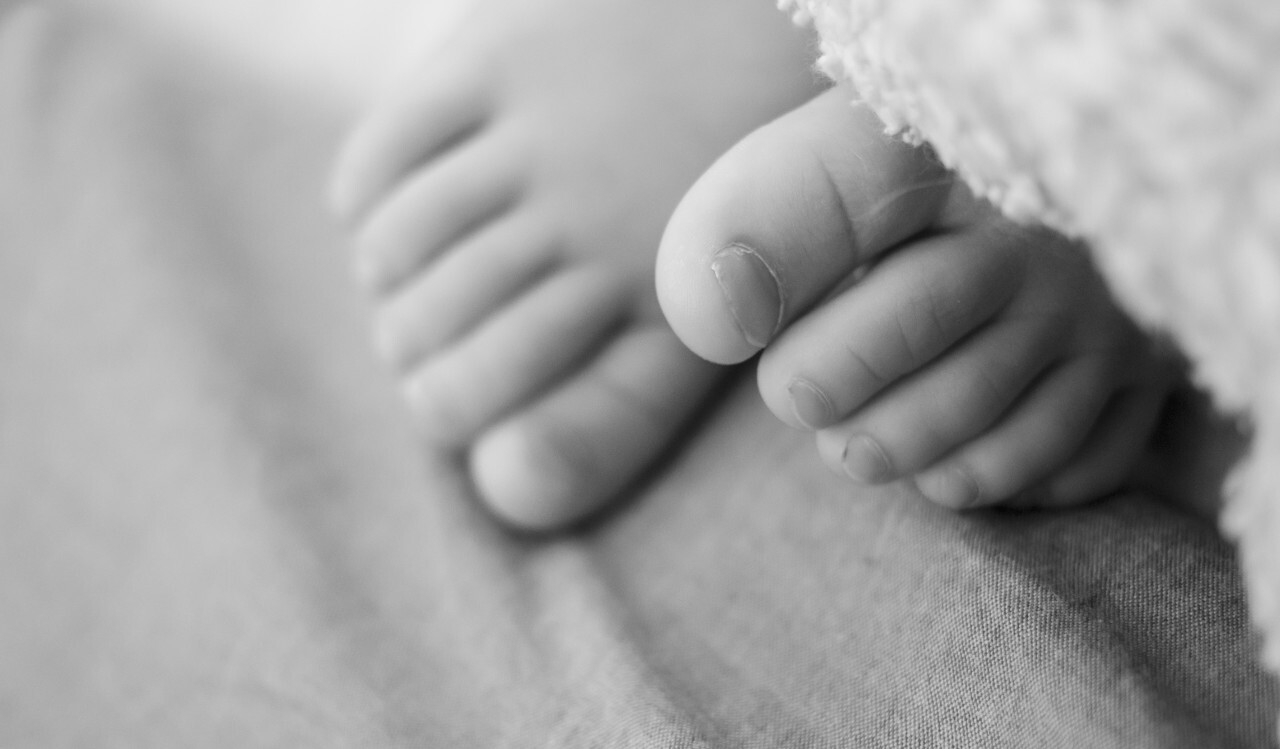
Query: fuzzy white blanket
786 0 1280 731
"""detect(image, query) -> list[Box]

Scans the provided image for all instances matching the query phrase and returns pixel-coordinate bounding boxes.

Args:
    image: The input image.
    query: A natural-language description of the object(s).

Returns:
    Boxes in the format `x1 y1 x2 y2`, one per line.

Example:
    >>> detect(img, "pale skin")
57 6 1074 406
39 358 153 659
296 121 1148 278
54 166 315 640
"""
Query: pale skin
329 0 824 529
330 2 1181 529
659 88 1182 510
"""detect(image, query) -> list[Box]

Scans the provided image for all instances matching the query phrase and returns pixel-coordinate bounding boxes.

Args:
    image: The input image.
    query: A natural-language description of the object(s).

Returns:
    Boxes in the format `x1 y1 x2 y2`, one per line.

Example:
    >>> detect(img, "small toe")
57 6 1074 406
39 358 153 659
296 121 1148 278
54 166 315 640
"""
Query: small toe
911 357 1116 509
371 209 557 370
1034 385 1169 507
402 265 630 444
353 131 525 293
756 225 1030 431
809 312 1059 483
471 326 721 531
330 66 492 223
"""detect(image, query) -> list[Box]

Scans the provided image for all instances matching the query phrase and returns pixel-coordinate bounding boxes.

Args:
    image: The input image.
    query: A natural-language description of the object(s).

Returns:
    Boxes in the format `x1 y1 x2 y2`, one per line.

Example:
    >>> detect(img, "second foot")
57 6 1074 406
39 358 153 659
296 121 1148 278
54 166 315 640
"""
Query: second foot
329 0 822 529
658 86 1181 510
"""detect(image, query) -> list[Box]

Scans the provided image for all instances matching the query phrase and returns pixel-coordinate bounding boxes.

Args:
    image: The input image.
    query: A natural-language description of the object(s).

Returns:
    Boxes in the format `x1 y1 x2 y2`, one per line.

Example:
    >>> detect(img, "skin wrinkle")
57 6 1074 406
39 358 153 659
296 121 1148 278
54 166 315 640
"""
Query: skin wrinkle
805 138 862 264
841 338 894 397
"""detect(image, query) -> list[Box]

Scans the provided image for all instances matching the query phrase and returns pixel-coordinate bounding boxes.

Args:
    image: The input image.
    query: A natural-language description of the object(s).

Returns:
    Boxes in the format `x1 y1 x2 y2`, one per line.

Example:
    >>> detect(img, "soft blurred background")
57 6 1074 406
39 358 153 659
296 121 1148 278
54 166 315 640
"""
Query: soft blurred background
82 0 461 104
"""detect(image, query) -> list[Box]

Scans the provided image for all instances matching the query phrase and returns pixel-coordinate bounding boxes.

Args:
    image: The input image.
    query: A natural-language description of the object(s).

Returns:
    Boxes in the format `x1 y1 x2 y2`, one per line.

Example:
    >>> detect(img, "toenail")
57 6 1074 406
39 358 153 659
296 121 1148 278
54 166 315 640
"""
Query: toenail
920 467 981 509
843 435 891 484
711 243 783 349
788 378 834 430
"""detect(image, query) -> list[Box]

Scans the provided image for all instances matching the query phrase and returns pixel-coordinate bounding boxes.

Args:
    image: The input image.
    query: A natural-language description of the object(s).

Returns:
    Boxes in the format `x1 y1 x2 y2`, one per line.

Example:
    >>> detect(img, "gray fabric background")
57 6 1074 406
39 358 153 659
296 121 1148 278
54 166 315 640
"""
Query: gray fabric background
1 6 1276 746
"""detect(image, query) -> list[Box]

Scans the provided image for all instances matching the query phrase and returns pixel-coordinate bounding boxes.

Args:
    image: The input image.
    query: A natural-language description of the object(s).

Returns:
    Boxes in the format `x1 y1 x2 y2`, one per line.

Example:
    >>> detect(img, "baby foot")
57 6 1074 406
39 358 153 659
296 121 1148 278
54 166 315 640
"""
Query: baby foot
329 0 821 529
658 86 1181 509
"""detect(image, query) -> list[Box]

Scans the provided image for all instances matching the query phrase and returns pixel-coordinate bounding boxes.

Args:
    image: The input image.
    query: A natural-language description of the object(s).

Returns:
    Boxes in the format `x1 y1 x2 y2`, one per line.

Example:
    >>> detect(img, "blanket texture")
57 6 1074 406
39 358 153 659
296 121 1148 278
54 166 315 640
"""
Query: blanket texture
785 0 1280 734
1 3 1277 746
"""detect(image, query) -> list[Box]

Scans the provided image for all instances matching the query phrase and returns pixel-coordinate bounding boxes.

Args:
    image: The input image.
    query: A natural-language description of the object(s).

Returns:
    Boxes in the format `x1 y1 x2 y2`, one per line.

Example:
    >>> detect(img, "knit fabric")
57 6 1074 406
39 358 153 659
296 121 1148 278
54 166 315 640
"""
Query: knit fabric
782 0 1280 722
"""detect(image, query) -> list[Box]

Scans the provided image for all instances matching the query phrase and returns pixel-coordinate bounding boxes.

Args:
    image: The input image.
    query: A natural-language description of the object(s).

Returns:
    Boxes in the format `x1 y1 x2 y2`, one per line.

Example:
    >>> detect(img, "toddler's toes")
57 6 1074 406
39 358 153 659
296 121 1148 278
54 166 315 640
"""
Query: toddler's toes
657 86 953 366
401 266 630 444
352 132 524 293
330 0 823 532
808 312 1059 485
372 209 554 370
470 327 720 531
907 357 1120 509
330 63 491 223
1031 378 1173 508
754 224 1031 432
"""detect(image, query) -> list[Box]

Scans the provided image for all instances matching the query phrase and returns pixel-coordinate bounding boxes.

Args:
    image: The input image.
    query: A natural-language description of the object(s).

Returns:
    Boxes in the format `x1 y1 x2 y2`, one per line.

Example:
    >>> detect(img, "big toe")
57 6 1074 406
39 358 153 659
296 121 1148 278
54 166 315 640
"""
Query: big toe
470 326 720 531
656 86 953 365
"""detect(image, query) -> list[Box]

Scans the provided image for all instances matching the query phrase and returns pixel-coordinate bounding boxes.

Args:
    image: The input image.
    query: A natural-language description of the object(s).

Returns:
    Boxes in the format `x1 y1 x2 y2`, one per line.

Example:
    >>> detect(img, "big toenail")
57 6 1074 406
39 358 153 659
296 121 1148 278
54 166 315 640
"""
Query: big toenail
843 435 891 483
711 243 783 349
789 379 834 430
